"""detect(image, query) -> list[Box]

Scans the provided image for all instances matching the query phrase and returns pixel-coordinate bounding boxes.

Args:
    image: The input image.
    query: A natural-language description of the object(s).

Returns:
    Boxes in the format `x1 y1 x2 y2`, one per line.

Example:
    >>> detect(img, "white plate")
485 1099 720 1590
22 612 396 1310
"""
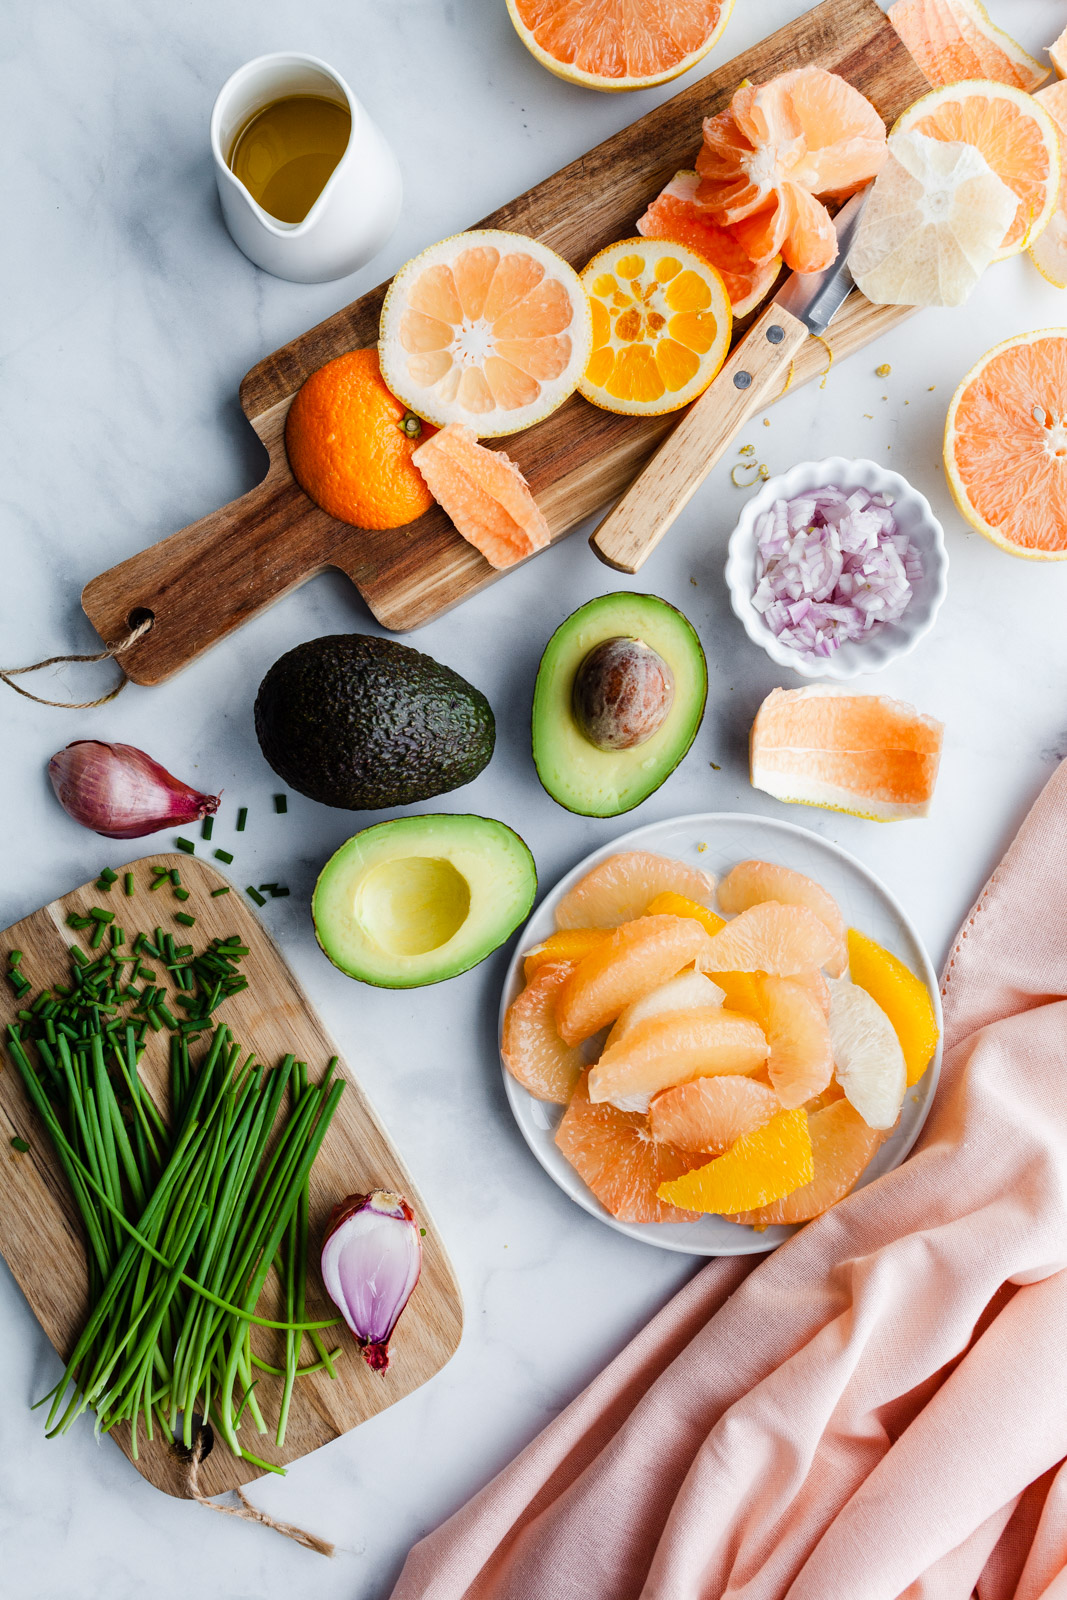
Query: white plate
499 812 942 1256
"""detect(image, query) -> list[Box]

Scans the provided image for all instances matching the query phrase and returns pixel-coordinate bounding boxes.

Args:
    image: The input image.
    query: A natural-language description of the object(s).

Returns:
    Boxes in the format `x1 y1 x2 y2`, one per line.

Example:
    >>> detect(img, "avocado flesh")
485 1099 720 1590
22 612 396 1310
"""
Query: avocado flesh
532 594 707 817
313 814 537 987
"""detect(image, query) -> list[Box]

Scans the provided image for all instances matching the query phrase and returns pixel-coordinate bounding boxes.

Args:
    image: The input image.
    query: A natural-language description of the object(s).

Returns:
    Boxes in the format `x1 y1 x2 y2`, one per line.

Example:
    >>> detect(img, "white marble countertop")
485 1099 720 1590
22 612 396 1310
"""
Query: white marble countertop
3 1 1067 1593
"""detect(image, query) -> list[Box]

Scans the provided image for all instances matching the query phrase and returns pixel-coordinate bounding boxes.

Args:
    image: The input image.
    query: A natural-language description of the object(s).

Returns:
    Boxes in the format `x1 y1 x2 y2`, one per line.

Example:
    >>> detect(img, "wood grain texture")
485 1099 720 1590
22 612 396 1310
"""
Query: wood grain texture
81 0 927 685
0 856 463 1499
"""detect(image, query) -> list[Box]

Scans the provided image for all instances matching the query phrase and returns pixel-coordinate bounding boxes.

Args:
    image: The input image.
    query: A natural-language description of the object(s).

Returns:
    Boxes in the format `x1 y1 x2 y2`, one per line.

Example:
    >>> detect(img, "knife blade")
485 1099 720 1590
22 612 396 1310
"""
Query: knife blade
771 185 870 335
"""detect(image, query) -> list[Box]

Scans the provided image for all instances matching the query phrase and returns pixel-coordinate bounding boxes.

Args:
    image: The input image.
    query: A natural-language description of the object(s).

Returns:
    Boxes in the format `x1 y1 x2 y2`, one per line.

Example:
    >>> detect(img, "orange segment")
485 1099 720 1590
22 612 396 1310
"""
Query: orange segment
523 929 611 982
750 685 944 820
887 0 1048 93
646 890 762 1013
646 890 724 936
501 961 583 1105
944 329 1067 559
649 1075 780 1153
757 975 833 1109
717 860 847 977
637 171 780 316
846 929 939 1087
555 851 717 930
731 1098 885 1225
556 1073 704 1224
588 1008 769 1112
657 1106 813 1213
505 0 735 93
556 915 717 1044
411 423 550 571
701 901 840 977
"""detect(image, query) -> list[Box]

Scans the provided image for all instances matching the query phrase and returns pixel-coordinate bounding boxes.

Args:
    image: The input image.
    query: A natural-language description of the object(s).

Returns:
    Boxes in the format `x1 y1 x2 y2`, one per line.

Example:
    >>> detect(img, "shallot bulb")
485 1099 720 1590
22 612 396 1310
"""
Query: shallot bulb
320 1190 422 1372
48 741 220 839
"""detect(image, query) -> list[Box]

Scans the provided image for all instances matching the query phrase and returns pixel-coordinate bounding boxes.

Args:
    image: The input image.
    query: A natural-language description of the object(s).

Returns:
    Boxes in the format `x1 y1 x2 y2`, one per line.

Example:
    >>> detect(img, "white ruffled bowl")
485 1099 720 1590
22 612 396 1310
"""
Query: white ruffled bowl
724 456 949 681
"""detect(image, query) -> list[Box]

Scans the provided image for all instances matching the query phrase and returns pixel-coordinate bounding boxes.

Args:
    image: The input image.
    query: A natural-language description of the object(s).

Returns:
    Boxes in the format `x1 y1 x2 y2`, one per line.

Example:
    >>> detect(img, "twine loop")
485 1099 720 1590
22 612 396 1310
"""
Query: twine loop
0 615 153 708
180 1427 335 1557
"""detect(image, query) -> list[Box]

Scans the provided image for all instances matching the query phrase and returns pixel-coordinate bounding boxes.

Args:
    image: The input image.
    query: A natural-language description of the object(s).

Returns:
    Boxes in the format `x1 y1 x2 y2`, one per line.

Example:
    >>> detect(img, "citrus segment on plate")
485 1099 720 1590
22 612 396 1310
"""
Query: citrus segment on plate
555 914 718 1044
758 975 833 1110
847 929 940 1087
944 329 1067 559
604 970 725 1050
555 851 717 930
717 860 847 977
658 1106 813 1214
887 0 1048 93
649 1076 780 1154
894 81 1059 259
827 977 907 1131
411 423 550 569
556 1074 704 1224
701 901 841 977
379 229 591 437
730 1099 886 1225
501 960 584 1105
505 0 735 92
1053 27 1067 81
588 1008 769 1114
578 238 731 416
1031 83 1067 288
636 171 780 316
523 928 611 981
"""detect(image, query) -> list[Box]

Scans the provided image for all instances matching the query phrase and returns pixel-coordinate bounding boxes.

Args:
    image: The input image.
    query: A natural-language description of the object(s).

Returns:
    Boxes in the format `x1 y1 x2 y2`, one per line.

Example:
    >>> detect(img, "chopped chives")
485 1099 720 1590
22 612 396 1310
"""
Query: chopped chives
174 888 190 902
123 871 135 897
89 907 115 924
89 922 107 951
99 868 118 884
149 874 167 891
66 913 90 930
93 879 113 894
258 884 278 893
214 849 234 865
175 912 196 928
272 887 291 898
111 927 125 947
210 886 231 898
170 868 182 887
236 807 247 832
175 838 195 855
274 794 287 814
8 951 23 966
10 1136 29 1154
201 816 214 841
246 887 266 907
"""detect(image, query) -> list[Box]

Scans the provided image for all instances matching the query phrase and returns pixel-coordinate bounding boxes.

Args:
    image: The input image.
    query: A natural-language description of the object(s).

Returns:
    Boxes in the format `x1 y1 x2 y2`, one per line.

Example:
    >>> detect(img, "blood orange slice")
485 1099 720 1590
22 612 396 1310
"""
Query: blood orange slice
412 423 550 570
555 1073 703 1224
887 0 1048 93
505 0 735 93
649 1075 780 1153
730 1098 885 1225
636 171 780 316
555 915 717 1045
555 851 717 930
501 961 584 1105
717 860 847 977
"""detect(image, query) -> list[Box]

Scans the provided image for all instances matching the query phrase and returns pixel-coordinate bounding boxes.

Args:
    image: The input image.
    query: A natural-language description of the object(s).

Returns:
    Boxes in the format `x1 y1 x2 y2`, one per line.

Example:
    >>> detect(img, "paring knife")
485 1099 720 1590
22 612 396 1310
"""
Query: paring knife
590 187 872 574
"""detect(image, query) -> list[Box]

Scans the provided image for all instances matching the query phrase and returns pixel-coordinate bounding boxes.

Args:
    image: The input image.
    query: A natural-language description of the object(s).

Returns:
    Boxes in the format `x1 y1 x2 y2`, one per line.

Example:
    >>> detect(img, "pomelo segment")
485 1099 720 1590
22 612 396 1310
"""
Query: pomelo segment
758 975 833 1109
588 1008 769 1113
658 1106 813 1214
636 171 780 316
701 901 840 977
827 977 907 1131
847 929 939 1087
501 961 584 1104
887 0 1048 93
717 859 847 977
1031 84 1067 289
555 915 718 1044
750 685 944 821
505 0 735 93
730 1098 885 1225
524 928 611 982
556 1073 704 1224
412 424 550 569
555 851 717 930
605 970 725 1050
379 230 592 437
649 1075 780 1153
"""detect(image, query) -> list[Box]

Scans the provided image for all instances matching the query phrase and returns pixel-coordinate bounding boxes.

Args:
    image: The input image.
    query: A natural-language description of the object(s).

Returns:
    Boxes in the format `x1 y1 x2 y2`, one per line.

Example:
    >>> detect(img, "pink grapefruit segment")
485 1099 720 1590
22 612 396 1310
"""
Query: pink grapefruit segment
717 859 847 977
649 1075 780 1153
758 975 834 1109
501 961 584 1105
636 171 780 316
588 1008 769 1113
555 851 717 930
555 915 718 1044
412 423 550 570
555 1073 704 1225
887 0 1048 93
700 900 840 977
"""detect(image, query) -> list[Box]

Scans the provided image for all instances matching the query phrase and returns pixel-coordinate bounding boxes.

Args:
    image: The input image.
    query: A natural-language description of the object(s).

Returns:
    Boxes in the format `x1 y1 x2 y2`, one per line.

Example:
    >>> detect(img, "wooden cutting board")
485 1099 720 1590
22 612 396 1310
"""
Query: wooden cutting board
82 0 927 685
0 855 463 1499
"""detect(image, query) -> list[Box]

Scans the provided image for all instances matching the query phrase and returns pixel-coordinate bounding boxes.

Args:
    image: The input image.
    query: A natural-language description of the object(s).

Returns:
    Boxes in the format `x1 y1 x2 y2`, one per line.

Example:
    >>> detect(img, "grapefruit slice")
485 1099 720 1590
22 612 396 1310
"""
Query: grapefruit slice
887 0 1048 93
505 0 734 93
379 230 592 438
1053 27 1067 80
827 977 907 1131
555 851 717 930
717 860 847 977
643 890 763 1014
523 928 612 982
636 171 780 316
588 1008 769 1114
758 975 834 1109
750 685 944 821
555 1073 704 1224
579 239 731 417
730 1098 885 1225
658 1106 813 1214
604 970 725 1050
1031 84 1067 288
944 329 1067 559
894 81 1059 259
701 901 840 977
555 915 718 1044
695 68 888 273
649 1075 780 1153
501 961 584 1104
847 929 939 1087
411 424 549 569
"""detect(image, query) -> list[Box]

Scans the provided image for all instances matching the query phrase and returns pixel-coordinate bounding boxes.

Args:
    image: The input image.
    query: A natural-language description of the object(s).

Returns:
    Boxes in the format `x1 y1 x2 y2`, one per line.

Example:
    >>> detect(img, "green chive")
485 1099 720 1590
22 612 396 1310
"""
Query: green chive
8 951 23 966
169 869 181 887
201 816 214 841
89 907 115 924
10 1136 30 1154
274 794 287 814
174 888 190 903
236 808 247 832
124 872 135 897
175 838 195 855
246 888 266 907
210 886 230 898
175 913 196 928
271 887 290 898
149 875 167 891
214 849 234 865
94 879 113 894
258 884 278 893
99 868 118 884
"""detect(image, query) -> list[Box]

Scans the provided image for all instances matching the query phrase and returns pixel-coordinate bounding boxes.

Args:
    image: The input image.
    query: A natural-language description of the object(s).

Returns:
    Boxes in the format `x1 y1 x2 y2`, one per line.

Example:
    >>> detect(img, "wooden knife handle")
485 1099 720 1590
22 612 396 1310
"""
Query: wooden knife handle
590 303 812 574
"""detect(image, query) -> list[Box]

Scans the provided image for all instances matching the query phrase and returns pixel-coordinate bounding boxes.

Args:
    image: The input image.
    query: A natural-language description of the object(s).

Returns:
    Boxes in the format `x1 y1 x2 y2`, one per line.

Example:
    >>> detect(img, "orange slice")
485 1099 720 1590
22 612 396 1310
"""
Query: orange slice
750 685 944 821
944 329 1067 559
894 81 1059 259
717 860 847 977
657 1106 813 1214
556 1073 704 1223
588 1008 769 1113
411 423 550 569
636 171 780 316
579 238 732 417
379 230 591 437
555 915 718 1045
757 975 833 1109
847 929 939 1087
505 0 735 93
730 1098 885 1225
501 961 584 1104
649 1075 780 1153
523 928 612 982
887 0 1048 93
701 901 840 977
1031 83 1067 288
555 851 717 930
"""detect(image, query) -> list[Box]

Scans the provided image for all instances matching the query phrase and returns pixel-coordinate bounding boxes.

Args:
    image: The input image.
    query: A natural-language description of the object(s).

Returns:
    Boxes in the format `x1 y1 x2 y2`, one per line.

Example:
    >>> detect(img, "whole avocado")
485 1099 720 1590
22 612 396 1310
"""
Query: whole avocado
254 634 495 810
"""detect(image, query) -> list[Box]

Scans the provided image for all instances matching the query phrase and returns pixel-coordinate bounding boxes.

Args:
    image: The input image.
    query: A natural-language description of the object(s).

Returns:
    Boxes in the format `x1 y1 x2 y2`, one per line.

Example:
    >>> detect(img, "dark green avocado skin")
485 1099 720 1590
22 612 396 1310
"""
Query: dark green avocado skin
254 634 495 810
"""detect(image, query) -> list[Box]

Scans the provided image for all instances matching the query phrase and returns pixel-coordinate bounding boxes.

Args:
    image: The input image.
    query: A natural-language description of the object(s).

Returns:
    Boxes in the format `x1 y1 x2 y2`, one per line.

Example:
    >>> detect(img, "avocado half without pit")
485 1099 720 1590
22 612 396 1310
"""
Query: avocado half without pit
313 814 537 987
532 593 707 816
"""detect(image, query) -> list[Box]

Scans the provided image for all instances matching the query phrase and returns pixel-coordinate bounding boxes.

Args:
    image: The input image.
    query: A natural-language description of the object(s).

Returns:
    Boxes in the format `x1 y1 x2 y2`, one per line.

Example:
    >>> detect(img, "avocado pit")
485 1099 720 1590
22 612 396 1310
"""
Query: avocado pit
572 637 675 752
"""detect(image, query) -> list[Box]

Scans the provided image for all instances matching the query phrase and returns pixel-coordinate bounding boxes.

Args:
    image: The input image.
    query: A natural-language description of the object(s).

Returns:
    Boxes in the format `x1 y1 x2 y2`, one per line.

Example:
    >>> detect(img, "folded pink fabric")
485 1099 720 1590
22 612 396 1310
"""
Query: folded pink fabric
391 760 1067 1600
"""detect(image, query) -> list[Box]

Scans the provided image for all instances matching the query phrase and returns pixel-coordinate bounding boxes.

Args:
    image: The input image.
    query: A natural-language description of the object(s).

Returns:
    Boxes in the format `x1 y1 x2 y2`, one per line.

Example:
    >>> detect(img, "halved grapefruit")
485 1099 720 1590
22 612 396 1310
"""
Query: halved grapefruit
505 0 735 93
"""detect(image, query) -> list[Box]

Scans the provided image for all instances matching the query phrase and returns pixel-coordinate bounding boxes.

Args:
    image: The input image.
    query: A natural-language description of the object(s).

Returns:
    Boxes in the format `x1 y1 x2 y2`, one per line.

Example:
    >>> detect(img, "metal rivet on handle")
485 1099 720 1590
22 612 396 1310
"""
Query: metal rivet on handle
733 371 752 389
766 324 785 344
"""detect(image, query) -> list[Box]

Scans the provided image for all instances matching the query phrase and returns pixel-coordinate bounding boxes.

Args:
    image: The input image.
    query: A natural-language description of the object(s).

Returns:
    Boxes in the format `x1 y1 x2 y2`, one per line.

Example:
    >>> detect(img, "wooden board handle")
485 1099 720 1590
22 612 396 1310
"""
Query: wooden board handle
590 304 812 574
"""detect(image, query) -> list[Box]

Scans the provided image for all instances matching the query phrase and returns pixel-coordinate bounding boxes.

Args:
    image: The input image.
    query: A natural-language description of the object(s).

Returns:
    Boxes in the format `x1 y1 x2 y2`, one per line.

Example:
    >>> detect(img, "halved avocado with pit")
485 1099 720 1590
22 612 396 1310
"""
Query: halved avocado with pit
313 814 536 987
532 593 707 817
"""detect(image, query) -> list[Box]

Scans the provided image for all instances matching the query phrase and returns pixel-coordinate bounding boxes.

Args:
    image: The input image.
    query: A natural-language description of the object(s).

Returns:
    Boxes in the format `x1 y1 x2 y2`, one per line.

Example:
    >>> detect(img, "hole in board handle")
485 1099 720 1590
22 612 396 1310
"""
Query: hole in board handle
126 607 155 634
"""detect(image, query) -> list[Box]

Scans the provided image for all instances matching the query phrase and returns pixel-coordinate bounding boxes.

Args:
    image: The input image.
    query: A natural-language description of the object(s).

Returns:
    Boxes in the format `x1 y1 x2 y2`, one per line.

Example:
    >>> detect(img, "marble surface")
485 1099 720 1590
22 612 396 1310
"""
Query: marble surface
3 1 1067 1593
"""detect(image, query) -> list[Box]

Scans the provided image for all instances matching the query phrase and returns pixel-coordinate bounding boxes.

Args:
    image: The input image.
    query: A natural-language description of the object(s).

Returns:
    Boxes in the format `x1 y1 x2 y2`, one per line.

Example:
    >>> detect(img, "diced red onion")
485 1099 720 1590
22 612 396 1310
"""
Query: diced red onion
48 741 220 839
751 484 921 660
320 1190 422 1372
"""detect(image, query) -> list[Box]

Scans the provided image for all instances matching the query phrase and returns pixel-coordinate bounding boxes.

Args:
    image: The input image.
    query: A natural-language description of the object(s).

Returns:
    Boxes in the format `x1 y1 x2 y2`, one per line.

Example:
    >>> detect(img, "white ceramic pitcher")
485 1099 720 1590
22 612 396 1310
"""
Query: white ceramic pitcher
210 52 402 284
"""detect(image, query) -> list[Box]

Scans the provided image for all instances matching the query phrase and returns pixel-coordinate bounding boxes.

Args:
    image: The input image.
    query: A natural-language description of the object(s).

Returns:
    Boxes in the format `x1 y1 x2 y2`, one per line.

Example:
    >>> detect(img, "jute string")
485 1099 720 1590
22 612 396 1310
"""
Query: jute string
0 616 153 708
182 1428 335 1557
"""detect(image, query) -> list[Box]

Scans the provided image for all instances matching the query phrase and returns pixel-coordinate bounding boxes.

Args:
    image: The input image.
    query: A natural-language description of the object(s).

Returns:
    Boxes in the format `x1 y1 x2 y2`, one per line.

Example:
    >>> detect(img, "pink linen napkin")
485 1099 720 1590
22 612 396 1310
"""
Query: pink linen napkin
390 759 1067 1600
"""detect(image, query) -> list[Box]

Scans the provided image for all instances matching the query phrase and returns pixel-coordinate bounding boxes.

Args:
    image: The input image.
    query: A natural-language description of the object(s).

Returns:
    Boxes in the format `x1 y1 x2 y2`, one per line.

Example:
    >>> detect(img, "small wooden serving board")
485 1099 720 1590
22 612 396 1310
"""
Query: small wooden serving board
0 856 463 1498
82 0 927 685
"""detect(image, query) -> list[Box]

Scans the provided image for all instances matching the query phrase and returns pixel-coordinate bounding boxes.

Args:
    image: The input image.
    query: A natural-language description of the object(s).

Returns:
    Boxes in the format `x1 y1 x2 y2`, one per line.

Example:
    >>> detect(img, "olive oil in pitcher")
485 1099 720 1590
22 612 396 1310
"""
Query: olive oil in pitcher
229 95 352 224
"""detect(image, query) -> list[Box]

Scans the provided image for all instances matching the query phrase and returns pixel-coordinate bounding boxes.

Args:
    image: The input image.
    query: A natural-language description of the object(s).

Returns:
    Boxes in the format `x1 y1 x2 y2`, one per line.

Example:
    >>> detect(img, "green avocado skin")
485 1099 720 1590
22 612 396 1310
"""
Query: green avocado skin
254 634 495 810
